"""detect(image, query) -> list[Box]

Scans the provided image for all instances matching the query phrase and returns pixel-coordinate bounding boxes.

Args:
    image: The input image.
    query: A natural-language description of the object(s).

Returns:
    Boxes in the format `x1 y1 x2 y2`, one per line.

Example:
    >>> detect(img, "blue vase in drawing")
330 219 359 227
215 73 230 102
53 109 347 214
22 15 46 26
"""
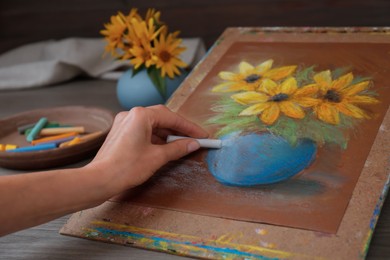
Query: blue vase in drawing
206 131 317 186
116 69 188 110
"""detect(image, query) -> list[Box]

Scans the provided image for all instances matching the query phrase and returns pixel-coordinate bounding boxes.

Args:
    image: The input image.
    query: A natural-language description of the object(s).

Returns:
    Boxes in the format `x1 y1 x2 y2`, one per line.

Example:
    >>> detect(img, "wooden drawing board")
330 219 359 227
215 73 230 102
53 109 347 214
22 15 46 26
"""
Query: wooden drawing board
61 27 390 259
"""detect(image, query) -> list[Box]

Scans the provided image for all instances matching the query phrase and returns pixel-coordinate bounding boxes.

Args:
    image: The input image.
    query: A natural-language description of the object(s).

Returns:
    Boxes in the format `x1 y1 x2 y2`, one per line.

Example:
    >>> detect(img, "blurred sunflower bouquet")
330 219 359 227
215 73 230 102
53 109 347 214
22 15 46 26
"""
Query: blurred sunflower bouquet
208 60 380 149
101 8 187 99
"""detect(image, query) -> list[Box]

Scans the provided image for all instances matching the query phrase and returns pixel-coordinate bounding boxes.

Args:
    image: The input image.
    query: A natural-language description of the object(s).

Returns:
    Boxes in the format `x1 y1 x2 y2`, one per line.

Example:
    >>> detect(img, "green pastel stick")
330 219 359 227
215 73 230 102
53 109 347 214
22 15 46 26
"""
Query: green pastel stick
26 117 48 142
23 122 60 135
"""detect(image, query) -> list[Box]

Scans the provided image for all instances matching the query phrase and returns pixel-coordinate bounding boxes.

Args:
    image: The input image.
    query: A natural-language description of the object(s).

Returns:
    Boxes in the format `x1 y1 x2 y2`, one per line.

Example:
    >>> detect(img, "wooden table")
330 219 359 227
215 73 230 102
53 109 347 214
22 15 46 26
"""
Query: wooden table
0 79 389 259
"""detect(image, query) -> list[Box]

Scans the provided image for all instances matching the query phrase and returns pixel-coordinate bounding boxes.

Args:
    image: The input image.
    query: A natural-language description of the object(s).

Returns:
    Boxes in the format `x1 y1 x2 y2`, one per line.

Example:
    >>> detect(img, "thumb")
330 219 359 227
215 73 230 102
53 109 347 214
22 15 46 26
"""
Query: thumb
158 139 201 162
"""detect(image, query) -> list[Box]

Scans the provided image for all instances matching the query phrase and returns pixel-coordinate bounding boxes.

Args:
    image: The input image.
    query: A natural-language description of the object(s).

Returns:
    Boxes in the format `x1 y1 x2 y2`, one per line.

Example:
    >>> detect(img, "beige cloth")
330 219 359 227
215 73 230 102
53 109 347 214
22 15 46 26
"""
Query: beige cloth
0 38 206 90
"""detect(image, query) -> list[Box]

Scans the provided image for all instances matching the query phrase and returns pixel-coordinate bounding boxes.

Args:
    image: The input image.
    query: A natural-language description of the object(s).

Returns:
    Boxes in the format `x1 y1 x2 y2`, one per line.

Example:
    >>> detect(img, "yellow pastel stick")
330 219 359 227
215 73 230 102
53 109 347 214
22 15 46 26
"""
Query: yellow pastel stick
59 131 103 148
31 132 78 145
0 144 5 151
67 137 81 146
5 144 18 150
78 131 103 142
39 127 85 136
59 138 79 148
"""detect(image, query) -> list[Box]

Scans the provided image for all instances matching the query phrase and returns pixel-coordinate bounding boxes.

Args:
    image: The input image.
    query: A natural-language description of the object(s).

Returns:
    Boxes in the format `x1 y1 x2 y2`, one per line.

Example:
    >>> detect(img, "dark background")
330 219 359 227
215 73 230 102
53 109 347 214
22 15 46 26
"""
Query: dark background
1 0 390 54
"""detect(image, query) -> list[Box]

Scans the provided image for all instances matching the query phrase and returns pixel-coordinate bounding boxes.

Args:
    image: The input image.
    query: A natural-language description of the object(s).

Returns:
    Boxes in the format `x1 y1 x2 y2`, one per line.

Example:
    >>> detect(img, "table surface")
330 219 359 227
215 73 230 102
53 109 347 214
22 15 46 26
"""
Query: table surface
0 79 389 259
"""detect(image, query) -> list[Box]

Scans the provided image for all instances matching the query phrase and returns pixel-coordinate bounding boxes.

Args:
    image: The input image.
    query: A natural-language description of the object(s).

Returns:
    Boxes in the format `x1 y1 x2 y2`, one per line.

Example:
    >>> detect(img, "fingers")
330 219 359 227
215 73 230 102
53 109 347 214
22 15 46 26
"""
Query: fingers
147 105 209 139
153 138 201 165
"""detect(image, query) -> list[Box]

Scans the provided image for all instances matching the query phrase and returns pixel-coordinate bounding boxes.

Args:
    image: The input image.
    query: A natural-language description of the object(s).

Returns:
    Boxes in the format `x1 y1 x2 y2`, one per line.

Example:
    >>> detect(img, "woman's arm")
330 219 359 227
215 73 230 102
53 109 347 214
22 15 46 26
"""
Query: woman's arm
0 105 208 236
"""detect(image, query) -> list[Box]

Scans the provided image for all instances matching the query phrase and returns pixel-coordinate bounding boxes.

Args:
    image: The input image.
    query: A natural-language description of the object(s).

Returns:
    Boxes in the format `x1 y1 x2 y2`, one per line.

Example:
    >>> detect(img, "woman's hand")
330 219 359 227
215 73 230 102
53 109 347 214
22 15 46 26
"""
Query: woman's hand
0 105 208 236
89 105 208 191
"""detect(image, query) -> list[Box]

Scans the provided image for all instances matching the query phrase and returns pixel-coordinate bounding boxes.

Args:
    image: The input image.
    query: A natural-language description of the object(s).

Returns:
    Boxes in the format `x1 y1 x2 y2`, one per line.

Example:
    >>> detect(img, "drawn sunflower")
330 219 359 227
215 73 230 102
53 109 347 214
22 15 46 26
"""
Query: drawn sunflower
232 77 318 125
153 32 187 78
312 70 379 124
212 60 297 93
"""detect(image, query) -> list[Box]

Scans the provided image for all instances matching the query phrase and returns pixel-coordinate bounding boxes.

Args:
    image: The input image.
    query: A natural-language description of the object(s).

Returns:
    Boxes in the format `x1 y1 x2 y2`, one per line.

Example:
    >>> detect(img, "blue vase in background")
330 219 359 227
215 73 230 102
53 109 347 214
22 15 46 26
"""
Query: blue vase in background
206 131 317 186
116 69 188 110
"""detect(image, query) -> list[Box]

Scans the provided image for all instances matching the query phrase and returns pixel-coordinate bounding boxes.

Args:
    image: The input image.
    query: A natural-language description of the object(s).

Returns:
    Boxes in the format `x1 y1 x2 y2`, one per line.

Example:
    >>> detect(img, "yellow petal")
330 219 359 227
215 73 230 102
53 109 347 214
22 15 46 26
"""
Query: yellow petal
336 102 368 119
341 81 370 96
331 73 353 90
239 61 254 74
255 59 273 74
260 103 280 125
346 95 379 104
231 91 269 105
315 103 340 124
280 77 298 95
212 82 235 92
263 65 297 81
296 97 320 107
212 82 254 92
279 101 305 119
294 84 319 97
313 70 332 89
239 103 271 116
219 71 237 81
259 79 278 96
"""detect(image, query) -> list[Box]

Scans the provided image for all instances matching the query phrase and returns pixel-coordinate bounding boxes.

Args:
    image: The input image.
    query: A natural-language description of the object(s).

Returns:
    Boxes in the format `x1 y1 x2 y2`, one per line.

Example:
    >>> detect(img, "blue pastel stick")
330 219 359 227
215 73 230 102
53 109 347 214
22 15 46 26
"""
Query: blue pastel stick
26 117 48 142
7 143 57 153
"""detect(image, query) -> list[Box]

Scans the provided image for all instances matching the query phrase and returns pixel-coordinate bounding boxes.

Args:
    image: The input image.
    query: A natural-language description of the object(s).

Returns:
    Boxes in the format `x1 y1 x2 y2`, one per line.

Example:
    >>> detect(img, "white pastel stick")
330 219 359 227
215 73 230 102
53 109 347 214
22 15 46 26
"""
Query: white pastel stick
166 135 222 149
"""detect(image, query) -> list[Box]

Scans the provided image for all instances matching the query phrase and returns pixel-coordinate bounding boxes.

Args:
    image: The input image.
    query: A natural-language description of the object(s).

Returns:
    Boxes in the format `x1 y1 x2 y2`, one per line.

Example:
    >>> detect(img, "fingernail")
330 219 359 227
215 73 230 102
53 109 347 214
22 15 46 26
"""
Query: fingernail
187 140 200 153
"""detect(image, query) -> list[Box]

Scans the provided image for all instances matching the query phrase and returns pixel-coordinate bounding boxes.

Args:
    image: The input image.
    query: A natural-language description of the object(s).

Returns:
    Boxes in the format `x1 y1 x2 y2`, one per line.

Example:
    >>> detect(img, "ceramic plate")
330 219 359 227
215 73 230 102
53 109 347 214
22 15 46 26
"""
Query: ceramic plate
0 106 114 170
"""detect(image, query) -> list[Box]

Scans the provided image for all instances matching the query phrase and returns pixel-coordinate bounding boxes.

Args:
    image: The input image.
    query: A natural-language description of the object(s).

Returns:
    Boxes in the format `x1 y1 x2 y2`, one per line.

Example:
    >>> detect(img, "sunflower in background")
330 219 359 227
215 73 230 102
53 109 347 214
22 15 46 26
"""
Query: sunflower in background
101 8 187 98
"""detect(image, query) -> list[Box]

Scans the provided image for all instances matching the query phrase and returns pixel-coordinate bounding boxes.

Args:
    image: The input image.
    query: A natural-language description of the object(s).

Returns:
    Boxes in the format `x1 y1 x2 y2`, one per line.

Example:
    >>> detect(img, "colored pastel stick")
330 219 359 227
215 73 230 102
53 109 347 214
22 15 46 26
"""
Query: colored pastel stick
39 127 85 136
31 132 78 145
59 131 103 148
77 131 103 142
24 123 62 135
36 136 75 146
5 144 18 150
166 135 222 149
0 144 17 151
18 122 59 134
65 137 81 147
26 117 48 142
7 143 57 153
59 137 81 148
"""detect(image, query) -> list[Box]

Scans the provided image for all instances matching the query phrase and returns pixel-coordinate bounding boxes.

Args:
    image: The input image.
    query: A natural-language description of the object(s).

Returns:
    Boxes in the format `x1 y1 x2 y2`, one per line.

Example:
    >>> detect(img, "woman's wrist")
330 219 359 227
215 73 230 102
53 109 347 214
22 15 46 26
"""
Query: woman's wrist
82 160 132 206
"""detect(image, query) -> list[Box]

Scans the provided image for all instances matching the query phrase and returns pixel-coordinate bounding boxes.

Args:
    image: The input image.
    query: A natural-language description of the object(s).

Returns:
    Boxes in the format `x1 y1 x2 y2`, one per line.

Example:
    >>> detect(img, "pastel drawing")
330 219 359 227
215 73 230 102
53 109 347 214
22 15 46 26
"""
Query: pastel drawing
207 60 379 186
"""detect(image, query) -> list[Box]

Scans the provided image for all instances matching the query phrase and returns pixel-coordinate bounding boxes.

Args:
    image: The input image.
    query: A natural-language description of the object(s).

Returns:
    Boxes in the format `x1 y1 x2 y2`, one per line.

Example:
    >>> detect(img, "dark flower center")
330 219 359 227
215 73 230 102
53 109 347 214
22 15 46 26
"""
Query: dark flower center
269 93 289 102
160 51 172 62
123 41 133 49
324 90 341 103
245 74 261 83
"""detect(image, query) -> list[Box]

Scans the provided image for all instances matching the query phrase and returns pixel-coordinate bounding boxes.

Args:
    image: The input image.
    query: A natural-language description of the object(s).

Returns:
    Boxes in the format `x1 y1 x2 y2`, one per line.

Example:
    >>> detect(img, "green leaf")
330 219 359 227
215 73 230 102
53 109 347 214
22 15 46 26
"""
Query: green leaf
351 76 372 85
332 67 351 79
132 65 145 77
295 66 316 86
147 66 167 100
